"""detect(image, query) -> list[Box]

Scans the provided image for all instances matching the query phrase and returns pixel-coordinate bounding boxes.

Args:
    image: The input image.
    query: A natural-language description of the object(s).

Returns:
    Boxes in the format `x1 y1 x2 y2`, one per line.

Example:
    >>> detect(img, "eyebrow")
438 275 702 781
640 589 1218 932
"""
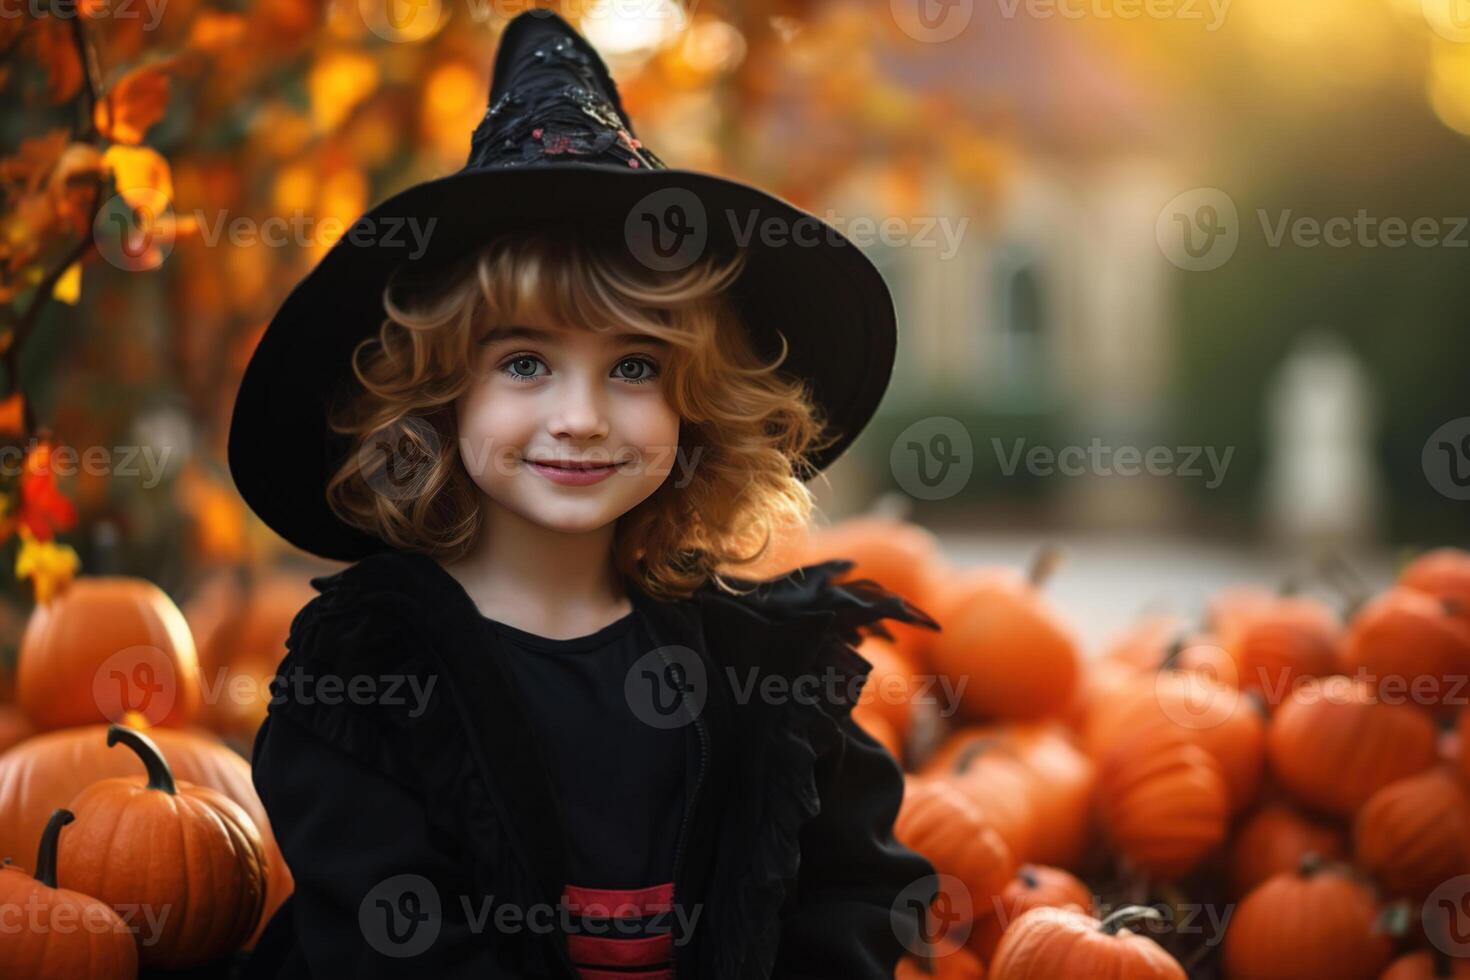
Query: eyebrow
482 325 670 348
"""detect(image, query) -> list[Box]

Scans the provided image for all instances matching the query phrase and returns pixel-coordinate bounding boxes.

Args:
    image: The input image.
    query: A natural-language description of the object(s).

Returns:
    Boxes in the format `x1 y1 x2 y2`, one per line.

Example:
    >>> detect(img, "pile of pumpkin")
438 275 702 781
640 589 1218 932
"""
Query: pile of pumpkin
756 519 1470 980
0 567 314 976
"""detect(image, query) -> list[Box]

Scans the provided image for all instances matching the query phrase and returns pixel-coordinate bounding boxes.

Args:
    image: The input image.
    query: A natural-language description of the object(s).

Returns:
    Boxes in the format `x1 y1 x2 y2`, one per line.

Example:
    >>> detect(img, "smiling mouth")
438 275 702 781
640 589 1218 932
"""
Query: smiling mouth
526 460 623 471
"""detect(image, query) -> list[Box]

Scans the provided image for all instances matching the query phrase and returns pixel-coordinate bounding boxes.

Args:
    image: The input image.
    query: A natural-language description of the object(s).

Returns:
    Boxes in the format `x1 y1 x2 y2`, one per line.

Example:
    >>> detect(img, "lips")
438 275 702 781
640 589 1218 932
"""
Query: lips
528 460 619 470
524 457 623 486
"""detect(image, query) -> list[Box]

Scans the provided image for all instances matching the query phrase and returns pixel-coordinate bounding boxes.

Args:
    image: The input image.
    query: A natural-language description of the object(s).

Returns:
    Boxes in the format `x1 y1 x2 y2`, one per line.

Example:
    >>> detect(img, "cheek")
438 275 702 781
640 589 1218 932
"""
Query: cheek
621 395 681 451
455 384 534 474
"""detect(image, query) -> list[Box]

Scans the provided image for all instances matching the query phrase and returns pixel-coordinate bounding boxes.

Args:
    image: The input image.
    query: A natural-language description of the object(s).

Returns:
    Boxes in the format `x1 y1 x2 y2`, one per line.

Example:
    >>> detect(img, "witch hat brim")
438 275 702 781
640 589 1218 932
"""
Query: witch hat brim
228 10 899 563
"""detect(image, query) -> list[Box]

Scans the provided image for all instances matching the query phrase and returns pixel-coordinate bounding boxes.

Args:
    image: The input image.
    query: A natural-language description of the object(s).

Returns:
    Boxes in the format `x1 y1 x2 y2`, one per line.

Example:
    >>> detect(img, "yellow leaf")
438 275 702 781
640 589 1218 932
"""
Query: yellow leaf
102 144 174 210
14 525 81 605
52 261 81 304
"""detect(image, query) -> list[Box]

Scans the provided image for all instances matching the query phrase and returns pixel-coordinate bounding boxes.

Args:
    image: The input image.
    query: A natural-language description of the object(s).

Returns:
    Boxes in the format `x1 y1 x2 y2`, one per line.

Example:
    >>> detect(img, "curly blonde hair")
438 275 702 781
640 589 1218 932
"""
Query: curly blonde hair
323 222 836 600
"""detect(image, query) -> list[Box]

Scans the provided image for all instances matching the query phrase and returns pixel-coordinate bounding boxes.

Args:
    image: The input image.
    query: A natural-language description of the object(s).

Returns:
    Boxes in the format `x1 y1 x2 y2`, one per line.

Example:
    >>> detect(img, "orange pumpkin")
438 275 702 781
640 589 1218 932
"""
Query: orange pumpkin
1102 613 1192 671
1266 675 1438 817
895 776 1017 925
1380 949 1470 979
926 723 1093 869
1353 767 1470 899
0 705 34 755
18 576 202 730
1229 801 1347 898
1095 730 1228 880
0 722 294 949
969 864 1092 963
924 556 1080 721
1341 587 1470 715
1086 669 1264 815
57 725 267 969
922 736 1039 861
1206 583 1277 645
1399 547 1470 626
988 905 1185 980
896 934 986 980
0 809 138 979
1233 595 1343 698
1102 617 1242 687
1222 854 1392 980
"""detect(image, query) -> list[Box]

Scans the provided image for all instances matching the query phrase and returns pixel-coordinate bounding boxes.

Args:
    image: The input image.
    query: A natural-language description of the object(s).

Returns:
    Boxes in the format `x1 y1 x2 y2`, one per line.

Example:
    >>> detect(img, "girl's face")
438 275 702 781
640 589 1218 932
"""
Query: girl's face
454 319 680 534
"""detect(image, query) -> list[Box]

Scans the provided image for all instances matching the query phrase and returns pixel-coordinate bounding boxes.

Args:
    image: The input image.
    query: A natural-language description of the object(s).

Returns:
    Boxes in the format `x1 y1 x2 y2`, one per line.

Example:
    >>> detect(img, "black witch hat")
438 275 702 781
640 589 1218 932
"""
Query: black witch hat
228 8 901 562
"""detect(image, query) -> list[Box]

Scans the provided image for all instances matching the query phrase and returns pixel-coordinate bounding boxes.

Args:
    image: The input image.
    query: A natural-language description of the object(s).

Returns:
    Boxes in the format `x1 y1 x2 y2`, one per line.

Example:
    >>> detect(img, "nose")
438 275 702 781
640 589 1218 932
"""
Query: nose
546 370 610 442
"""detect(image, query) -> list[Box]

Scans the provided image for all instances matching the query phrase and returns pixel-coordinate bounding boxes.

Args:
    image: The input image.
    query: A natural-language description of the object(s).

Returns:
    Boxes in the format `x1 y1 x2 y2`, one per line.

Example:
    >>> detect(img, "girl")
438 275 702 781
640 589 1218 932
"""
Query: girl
230 10 939 979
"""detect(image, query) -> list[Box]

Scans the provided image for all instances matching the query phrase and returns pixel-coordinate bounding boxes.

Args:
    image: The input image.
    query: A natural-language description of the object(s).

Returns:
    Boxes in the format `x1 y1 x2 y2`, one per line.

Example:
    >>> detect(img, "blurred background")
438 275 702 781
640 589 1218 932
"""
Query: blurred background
2 0 1468 650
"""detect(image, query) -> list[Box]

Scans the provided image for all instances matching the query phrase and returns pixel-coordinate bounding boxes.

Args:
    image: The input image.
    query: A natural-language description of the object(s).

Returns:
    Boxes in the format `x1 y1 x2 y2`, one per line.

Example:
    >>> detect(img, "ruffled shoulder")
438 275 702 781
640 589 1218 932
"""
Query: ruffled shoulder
693 558 940 722
707 557 940 642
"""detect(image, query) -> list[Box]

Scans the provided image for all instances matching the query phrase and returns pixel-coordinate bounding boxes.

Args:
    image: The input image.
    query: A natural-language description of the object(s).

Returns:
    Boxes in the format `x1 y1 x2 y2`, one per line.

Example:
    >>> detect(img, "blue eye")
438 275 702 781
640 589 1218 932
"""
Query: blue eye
616 357 659 384
498 355 659 385
501 356 545 382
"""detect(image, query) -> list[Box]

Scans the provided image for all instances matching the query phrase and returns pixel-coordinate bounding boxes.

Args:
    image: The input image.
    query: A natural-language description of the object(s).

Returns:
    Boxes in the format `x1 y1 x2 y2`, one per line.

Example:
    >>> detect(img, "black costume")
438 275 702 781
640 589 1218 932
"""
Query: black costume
242 550 940 978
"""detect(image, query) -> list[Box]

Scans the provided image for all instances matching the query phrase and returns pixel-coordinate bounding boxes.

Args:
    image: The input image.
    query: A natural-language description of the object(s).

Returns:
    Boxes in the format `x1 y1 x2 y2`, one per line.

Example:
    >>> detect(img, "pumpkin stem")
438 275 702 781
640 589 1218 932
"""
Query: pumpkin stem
106 723 176 795
1027 545 1063 588
1314 552 1372 618
1098 905 1162 935
950 736 1002 775
1297 851 1325 877
35 808 73 889
1160 632 1188 670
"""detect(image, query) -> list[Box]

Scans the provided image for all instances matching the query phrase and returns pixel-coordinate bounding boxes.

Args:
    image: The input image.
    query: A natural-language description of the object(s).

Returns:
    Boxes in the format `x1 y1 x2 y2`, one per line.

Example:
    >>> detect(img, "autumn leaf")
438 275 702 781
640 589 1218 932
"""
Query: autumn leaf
52 262 81 304
18 441 79 541
14 525 81 605
0 394 25 436
94 58 178 146
24 18 82 106
102 144 174 208
0 130 69 195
